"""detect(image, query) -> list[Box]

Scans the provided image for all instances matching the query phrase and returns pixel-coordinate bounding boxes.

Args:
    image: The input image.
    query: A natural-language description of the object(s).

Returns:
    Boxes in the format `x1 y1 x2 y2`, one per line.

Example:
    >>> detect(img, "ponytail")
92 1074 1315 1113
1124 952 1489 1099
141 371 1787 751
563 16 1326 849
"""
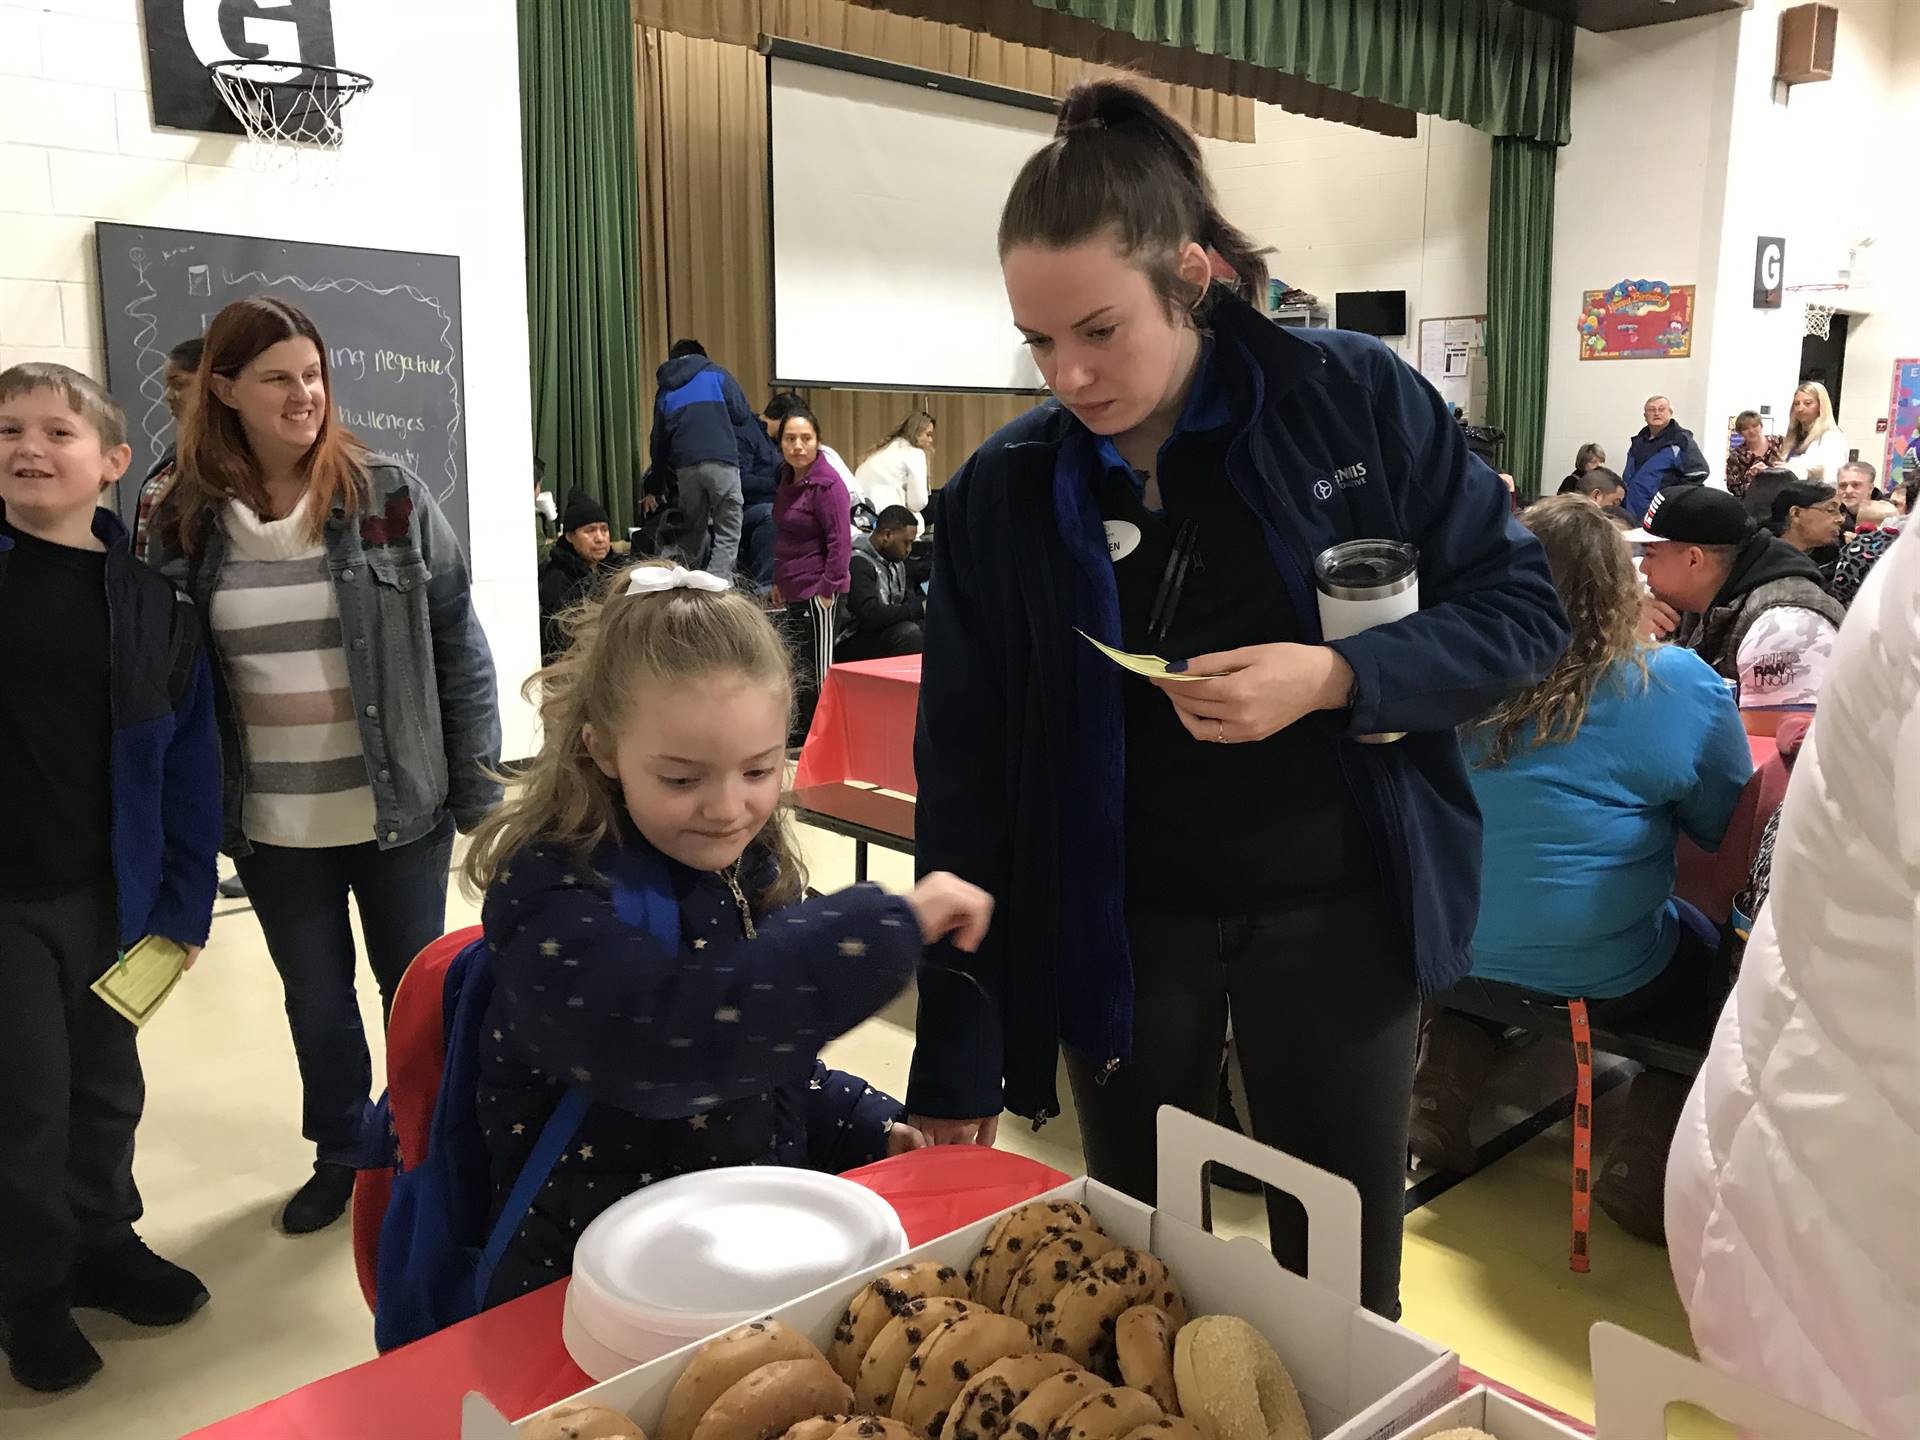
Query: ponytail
999 80 1269 311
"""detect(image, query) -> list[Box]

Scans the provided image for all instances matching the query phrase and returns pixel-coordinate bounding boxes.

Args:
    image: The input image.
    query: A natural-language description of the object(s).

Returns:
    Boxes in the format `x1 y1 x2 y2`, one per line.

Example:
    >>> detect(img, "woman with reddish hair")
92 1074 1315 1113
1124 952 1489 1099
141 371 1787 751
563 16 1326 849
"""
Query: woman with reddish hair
150 297 500 1236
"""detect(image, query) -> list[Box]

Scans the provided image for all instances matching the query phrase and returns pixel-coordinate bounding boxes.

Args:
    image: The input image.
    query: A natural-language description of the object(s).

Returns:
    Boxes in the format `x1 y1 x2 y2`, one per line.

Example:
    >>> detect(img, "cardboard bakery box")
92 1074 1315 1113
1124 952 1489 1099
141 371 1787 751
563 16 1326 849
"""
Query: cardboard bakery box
462 1109 1459 1440
1587 1323 1870 1439
1394 1387 1589 1439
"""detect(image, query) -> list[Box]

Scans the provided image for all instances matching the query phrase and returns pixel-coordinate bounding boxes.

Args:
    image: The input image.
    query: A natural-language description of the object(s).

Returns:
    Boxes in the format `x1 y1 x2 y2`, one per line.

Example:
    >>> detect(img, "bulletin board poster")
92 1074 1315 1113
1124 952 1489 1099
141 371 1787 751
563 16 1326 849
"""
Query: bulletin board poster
1888 358 1920 486
1578 280 1696 361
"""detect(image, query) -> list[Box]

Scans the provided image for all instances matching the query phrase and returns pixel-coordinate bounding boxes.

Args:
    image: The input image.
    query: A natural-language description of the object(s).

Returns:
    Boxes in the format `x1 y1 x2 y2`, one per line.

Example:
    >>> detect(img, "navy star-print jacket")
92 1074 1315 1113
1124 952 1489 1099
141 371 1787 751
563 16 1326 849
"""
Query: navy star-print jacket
475 829 919 1304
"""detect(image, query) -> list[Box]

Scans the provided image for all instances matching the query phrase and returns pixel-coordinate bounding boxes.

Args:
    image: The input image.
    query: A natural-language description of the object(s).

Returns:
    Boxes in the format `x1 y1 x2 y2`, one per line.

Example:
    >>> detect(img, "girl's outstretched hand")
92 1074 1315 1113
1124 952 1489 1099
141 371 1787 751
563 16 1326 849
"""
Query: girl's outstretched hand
887 1119 929 1156
906 872 994 952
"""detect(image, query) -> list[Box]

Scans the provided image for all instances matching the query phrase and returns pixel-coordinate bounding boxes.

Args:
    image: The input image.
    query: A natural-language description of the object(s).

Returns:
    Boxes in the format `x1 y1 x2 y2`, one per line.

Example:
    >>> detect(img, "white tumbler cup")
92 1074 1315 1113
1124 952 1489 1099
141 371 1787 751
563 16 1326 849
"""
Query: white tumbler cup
1314 539 1418 744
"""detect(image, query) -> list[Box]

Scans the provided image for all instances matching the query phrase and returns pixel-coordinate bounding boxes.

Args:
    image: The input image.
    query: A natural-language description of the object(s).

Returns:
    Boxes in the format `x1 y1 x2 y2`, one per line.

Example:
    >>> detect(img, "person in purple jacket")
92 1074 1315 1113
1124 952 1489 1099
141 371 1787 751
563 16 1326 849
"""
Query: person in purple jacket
771 403 851 731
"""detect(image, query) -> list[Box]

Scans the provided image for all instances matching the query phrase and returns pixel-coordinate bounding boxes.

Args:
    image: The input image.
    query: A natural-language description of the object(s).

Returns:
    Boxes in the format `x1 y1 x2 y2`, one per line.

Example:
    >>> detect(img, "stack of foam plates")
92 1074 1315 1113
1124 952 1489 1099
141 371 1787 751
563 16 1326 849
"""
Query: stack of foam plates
562 1167 909 1379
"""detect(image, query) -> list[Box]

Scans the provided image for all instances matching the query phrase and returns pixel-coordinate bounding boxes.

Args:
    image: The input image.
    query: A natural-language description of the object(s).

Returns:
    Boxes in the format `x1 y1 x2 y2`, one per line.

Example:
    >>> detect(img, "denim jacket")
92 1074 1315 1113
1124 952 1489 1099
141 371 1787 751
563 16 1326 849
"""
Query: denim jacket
151 459 502 855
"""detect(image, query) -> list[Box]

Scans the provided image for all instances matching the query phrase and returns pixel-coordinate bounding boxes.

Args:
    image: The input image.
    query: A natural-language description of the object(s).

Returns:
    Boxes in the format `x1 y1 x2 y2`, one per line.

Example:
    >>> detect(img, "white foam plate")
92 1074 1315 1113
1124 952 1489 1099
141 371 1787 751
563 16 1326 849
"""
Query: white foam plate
566 1166 908 1375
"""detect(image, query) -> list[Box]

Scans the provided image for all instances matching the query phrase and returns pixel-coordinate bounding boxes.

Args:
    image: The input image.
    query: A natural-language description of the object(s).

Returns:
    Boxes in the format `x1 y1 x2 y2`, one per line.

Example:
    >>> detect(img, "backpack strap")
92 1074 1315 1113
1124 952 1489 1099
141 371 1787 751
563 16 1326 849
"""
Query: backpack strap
475 1086 591 1301
469 845 679 1303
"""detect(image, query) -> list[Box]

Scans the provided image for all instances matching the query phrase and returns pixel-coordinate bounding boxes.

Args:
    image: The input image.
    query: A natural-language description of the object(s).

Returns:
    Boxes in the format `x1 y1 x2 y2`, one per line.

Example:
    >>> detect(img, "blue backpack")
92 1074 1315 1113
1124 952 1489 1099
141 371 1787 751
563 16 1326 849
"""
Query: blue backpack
372 855 678 1351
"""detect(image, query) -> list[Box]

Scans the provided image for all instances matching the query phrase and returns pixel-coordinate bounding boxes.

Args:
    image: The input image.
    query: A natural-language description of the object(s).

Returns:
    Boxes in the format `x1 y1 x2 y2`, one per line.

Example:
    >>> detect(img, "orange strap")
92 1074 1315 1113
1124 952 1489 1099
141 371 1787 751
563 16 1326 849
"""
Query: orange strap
1569 998 1594 1273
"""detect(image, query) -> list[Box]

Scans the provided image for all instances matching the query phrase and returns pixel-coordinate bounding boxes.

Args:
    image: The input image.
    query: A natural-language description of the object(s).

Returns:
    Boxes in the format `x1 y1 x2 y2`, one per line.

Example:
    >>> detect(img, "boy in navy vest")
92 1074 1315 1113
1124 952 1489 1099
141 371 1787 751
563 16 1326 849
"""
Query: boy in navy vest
0 363 221 1392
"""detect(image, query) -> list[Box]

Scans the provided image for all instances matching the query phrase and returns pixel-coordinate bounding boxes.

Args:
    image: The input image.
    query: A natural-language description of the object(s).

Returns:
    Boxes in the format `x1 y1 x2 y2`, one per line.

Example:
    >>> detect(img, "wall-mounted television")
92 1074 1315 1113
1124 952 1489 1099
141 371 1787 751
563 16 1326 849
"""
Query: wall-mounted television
1335 290 1408 337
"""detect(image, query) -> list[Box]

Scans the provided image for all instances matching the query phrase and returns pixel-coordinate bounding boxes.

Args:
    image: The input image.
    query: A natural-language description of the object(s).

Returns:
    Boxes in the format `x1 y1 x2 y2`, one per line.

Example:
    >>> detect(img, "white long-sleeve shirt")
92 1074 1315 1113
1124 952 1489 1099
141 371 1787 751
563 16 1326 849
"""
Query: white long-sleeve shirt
853 438 930 521
1780 426 1850 484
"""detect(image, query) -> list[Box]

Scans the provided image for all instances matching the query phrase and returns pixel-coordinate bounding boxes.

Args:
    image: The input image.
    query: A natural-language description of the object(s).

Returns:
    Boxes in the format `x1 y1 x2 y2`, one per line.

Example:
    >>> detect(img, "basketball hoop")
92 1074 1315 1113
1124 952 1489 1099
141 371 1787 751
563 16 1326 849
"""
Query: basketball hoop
1783 283 1847 342
208 59 373 184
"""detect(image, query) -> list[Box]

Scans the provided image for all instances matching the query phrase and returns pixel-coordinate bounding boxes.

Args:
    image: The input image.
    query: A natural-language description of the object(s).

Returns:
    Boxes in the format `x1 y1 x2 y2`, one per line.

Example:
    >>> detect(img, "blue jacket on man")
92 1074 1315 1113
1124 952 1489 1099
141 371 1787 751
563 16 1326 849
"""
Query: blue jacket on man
905 289 1570 1124
648 354 760 475
0 506 221 949
1623 421 1710 519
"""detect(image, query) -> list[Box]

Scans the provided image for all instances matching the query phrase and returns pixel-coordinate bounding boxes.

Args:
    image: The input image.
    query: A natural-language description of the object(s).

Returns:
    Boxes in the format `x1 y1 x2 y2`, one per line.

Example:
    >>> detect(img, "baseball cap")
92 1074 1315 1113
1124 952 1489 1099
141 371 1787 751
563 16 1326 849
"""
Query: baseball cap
1624 484 1755 546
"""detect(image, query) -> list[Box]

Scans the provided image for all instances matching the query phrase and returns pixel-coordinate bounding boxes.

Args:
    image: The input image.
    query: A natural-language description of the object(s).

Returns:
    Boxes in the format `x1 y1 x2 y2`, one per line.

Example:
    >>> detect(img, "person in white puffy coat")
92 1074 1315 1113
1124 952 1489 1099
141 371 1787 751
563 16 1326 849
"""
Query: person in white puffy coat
1665 527 1920 1437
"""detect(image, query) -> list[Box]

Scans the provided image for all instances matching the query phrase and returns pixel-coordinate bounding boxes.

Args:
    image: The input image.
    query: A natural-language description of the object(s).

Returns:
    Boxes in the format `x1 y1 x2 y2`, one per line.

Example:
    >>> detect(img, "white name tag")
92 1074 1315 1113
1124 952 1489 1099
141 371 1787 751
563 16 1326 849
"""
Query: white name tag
1104 520 1142 563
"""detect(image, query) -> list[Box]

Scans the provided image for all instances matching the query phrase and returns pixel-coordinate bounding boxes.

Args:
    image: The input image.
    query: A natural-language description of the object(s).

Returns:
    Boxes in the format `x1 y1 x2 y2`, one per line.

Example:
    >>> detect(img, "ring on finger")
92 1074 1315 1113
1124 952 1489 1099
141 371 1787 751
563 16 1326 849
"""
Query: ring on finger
1213 718 1227 744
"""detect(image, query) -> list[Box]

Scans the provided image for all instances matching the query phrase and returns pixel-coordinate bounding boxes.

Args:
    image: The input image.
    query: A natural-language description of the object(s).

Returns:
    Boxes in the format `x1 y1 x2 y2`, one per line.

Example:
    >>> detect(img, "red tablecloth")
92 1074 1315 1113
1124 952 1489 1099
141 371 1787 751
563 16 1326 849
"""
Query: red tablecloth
186 1148 1066 1440
189 1144 1587 1438
793 655 922 796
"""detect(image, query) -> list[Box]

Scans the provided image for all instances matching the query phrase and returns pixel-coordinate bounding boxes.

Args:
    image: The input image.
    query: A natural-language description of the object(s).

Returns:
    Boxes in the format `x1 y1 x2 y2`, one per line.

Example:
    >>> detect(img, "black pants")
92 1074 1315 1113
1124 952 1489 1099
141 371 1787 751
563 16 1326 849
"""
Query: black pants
236 818 454 1166
0 884 143 1308
1065 897 1418 1320
1441 902 1728 1049
834 619 922 663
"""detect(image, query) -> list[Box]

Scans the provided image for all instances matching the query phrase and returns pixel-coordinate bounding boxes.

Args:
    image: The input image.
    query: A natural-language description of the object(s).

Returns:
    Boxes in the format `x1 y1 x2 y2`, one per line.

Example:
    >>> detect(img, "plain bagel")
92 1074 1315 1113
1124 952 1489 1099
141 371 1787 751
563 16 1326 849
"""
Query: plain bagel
1171 1317 1310 1440
688 1358 855 1440
662 1322 827 1440
524 1402 648 1440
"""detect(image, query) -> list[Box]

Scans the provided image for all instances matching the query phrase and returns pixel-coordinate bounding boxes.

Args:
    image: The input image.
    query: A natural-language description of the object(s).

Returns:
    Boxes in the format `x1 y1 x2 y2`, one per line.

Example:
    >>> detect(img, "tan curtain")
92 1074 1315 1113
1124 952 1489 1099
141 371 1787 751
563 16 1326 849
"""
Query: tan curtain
633 20 1035 486
633 0 1258 142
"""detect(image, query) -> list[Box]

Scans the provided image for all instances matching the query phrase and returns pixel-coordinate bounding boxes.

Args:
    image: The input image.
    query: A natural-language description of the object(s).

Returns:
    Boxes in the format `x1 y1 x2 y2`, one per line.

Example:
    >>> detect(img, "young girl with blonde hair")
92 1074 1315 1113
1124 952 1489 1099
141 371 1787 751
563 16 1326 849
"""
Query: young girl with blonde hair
462 563 990 1303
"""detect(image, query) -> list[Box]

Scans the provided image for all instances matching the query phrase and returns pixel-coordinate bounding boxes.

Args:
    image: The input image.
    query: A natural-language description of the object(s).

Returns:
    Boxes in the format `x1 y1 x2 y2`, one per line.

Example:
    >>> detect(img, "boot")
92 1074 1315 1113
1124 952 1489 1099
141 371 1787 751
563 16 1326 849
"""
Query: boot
1407 1010 1498 1174
1594 1069 1691 1246
0 1291 101 1393
280 1162 356 1235
71 1234 209 1326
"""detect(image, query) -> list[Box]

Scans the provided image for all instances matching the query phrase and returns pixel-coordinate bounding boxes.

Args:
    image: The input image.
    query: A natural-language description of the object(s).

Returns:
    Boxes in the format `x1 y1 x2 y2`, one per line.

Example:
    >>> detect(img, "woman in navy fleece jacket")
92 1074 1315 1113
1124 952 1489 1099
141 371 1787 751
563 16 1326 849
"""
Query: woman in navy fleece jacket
903 84 1568 1320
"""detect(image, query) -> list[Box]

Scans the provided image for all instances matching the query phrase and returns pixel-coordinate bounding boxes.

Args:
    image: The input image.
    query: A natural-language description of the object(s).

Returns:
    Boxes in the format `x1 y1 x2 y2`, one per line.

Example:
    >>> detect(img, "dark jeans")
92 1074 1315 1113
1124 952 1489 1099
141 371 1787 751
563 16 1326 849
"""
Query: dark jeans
1065 896 1418 1320
0 883 142 1307
741 502 775 590
237 817 455 1166
834 619 923 662
1443 898 1727 1049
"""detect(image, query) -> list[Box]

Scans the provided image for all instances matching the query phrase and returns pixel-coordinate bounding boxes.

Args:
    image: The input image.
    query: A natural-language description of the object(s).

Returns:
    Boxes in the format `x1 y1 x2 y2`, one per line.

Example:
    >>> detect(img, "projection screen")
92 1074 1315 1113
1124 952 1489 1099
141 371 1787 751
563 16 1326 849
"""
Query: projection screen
768 54 1054 392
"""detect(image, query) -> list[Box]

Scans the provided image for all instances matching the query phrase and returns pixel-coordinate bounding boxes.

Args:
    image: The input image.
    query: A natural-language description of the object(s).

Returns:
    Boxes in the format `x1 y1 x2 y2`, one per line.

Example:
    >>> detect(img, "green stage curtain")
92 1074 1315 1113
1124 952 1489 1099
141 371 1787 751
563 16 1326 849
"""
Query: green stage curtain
1025 0 1573 145
520 0 644 524
1486 135 1556 502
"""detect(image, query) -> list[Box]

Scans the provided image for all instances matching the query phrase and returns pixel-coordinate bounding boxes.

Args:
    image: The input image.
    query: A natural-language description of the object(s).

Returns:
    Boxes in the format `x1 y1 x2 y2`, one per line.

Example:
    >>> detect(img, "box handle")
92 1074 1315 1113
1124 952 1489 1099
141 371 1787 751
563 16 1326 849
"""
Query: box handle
1589 1323 1870 1438
1153 1106 1362 1306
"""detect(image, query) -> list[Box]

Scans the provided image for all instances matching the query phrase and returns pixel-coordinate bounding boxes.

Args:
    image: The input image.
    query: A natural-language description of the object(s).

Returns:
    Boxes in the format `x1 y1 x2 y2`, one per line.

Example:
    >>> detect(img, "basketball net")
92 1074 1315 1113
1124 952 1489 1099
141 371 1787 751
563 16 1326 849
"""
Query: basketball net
208 61 372 187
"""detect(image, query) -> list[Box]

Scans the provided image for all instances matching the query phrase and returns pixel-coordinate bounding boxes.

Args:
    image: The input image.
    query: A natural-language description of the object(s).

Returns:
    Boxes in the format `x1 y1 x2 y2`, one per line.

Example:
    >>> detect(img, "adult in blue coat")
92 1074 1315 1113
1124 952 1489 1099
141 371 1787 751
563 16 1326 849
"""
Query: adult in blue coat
902 82 1569 1320
645 340 758 581
1622 395 1710 519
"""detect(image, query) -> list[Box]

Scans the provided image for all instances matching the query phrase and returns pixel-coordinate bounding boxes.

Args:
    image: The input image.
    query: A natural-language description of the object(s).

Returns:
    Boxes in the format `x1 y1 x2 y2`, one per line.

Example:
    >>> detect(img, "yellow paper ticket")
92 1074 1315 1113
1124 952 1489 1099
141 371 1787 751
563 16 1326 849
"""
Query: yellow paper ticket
92 935 190 1028
1076 630 1217 682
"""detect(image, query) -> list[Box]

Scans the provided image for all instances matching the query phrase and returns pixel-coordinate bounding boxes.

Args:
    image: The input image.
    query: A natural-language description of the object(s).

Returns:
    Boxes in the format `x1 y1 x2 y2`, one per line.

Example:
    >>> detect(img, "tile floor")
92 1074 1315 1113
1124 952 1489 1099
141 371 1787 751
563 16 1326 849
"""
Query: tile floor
1 827 1728 1439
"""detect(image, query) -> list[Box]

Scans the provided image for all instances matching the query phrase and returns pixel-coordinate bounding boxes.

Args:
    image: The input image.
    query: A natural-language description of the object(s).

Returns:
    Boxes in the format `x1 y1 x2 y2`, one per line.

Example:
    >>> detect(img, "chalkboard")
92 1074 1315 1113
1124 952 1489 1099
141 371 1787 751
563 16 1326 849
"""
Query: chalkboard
94 221 469 544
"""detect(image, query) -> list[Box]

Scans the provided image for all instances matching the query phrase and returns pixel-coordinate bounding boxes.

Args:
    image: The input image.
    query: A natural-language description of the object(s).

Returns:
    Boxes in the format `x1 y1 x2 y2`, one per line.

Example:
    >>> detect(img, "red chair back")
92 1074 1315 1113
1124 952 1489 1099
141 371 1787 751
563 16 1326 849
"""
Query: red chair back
1675 742 1791 925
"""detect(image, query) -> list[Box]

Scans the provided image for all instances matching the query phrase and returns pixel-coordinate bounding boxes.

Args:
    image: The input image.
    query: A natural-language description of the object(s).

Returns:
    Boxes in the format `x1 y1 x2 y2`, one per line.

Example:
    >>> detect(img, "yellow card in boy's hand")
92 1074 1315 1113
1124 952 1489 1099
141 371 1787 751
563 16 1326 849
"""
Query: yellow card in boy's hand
91 935 191 1028
1075 630 1218 682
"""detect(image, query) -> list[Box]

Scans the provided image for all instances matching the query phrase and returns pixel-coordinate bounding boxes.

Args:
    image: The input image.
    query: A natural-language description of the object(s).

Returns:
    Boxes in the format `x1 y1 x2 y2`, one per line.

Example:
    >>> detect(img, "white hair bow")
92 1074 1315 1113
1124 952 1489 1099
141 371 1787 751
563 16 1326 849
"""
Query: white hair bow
625 565 731 596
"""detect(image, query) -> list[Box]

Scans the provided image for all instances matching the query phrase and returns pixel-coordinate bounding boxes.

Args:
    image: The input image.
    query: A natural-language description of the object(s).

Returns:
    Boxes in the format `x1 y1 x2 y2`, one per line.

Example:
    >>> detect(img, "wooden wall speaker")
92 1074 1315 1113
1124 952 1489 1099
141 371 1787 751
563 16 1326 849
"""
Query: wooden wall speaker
1777 4 1838 87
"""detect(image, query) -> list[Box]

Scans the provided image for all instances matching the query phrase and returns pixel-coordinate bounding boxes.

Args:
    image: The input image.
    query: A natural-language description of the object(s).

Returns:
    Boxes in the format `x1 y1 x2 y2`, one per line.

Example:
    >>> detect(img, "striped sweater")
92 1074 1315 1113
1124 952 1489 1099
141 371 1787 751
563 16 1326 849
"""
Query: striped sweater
209 499 376 848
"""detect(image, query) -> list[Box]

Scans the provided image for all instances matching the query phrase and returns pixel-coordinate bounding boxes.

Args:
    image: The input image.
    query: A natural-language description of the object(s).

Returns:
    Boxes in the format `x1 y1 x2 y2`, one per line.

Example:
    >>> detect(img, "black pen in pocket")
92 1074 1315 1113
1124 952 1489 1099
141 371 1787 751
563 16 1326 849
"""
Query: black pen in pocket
1147 519 1199 644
